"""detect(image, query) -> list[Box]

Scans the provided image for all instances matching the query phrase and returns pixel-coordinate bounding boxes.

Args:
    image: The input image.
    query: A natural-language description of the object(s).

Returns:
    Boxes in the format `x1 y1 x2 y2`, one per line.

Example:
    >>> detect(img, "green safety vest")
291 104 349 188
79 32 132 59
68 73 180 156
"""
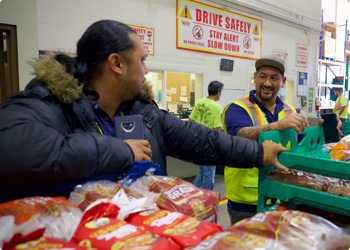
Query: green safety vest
222 96 295 205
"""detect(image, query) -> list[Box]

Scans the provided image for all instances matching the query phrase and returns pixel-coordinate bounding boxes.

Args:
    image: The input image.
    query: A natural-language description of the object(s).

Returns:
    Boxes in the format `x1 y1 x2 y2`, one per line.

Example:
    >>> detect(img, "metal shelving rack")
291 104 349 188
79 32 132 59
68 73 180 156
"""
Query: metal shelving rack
318 12 348 112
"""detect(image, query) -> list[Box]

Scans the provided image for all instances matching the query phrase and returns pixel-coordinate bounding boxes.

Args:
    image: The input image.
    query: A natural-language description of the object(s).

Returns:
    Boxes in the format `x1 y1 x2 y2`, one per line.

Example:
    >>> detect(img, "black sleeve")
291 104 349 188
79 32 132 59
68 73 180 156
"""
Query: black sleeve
0 101 134 189
255 143 264 168
163 112 262 168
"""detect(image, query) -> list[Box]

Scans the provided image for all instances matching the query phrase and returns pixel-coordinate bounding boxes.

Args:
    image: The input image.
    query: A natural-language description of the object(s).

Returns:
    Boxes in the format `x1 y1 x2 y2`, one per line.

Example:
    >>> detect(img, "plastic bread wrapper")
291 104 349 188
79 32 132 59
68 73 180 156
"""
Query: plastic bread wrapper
221 210 350 250
82 188 160 223
0 196 82 244
128 175 220 223
0 215 45 249
328 134 350 161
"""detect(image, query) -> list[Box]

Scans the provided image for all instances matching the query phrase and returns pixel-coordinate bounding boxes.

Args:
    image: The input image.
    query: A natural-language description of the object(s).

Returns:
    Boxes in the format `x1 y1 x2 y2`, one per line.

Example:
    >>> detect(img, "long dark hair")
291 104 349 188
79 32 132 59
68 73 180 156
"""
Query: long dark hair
56 20 136 84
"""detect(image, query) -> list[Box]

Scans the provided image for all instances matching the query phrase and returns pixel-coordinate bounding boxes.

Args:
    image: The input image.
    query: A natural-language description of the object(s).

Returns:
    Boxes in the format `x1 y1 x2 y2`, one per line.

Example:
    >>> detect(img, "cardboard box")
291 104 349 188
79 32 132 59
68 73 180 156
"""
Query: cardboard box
323 22 337 39
320 32 336 58
324 22 336 33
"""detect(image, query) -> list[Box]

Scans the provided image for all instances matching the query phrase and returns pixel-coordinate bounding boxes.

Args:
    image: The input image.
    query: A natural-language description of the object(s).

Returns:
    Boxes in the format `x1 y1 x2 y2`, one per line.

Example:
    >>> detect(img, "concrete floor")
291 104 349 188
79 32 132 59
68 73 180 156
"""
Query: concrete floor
184 173 231 230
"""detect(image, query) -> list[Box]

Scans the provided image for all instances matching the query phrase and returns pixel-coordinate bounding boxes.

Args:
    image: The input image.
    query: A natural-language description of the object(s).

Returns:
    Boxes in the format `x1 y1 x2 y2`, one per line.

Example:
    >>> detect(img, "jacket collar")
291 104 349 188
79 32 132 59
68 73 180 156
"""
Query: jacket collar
31 53 155 104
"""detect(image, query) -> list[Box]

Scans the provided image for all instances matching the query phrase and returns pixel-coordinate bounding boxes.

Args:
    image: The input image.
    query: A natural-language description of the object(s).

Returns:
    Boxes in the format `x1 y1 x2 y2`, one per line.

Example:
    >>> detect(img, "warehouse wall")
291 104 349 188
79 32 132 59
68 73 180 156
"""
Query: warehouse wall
0 0 38 88
0 0 323 112
0 0 326 178
35 0 322 113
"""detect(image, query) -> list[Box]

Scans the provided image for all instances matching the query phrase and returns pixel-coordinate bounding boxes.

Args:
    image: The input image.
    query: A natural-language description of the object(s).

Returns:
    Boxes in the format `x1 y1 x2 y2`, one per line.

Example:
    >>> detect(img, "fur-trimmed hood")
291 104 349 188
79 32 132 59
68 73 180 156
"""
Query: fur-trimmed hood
32 53 155 104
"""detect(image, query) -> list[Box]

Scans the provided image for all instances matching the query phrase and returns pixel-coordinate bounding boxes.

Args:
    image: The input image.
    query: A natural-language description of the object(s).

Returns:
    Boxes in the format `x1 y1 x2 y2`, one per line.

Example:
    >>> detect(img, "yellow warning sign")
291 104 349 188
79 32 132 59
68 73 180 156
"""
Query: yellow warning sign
252 25 260 35
180 5 192 19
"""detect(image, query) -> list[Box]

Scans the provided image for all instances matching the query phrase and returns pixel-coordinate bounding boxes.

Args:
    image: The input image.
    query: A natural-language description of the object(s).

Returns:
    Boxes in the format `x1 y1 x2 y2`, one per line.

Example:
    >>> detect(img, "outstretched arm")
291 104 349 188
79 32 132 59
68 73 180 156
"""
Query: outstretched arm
237 113 309 141
164 111 288 171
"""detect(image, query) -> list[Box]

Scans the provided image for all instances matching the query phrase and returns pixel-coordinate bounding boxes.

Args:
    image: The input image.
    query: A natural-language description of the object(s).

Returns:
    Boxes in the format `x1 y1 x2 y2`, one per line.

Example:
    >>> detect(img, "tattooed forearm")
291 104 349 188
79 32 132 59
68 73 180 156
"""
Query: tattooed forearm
262 124 272 132
237 124 272 141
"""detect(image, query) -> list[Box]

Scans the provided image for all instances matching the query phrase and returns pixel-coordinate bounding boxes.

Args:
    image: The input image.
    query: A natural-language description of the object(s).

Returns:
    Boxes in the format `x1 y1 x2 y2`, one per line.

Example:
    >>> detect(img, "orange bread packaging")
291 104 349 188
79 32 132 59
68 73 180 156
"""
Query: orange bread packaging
129 176 220 223
0 196 82 242
71 198 180 250
12 237 88 250
126 209 222 249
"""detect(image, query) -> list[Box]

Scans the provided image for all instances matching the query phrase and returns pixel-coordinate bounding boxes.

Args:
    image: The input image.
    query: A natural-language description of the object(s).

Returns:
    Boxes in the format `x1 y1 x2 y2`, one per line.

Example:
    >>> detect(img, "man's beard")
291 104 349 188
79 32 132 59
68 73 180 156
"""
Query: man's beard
258 87 274 102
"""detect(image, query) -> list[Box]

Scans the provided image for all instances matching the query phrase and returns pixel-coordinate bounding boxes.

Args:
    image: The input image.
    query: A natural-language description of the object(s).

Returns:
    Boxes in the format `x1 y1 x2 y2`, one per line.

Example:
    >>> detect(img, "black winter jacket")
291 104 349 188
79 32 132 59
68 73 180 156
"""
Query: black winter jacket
0 54 263 201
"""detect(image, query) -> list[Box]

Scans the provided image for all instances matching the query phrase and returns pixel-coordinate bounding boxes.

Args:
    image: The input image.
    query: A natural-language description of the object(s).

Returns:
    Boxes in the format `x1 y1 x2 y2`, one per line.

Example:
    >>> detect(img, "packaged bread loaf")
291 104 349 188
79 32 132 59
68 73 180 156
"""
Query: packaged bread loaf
129 176 220 222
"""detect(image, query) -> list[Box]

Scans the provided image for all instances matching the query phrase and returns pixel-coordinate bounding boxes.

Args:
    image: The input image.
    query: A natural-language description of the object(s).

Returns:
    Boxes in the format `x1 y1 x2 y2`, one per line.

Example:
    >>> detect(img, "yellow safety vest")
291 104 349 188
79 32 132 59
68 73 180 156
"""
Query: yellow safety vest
222 95 295 205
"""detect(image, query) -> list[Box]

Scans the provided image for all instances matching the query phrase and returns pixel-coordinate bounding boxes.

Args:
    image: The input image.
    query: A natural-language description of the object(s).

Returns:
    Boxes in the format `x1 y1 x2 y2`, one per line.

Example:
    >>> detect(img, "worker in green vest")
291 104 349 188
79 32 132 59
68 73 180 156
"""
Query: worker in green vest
222 54 309 225
333 87 349 126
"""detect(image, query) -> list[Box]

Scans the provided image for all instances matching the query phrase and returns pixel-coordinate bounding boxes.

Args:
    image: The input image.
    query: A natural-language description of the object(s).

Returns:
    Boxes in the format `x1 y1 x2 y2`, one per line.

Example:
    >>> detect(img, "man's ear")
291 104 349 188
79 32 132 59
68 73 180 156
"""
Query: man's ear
281 76 287 88
253 71 258 83
108 53 123 74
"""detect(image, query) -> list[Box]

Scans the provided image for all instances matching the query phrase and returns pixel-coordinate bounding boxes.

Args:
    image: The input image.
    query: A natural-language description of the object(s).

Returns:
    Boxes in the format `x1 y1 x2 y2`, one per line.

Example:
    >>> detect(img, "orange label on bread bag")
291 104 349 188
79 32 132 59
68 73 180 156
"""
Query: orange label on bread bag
127 209 222 249
0 196 78 224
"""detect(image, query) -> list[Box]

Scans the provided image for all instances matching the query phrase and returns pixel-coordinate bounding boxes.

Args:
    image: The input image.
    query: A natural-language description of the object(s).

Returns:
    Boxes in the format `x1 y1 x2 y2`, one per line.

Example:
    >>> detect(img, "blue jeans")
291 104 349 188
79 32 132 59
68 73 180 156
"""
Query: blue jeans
193 166 216 190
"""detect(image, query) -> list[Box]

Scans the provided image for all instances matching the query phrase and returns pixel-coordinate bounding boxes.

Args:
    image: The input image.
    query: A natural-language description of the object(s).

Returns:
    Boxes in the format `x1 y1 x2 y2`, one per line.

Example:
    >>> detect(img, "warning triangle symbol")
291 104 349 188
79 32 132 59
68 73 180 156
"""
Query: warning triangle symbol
180 5 192 19
252 25 260 35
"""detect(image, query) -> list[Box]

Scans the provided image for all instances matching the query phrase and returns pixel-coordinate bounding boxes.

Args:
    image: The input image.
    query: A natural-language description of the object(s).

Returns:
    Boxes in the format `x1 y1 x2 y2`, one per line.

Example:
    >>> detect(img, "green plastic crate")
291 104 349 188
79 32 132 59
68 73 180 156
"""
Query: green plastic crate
257 126 350 216
343 119 350 136
258 125 325 154
258 181 350 216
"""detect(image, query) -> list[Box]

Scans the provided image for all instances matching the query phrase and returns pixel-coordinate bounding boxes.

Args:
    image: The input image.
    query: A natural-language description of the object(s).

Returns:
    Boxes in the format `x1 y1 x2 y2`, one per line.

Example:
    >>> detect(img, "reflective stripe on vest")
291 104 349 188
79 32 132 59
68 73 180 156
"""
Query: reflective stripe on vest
235 96 294 126
222 96 296 205
222 95 296 132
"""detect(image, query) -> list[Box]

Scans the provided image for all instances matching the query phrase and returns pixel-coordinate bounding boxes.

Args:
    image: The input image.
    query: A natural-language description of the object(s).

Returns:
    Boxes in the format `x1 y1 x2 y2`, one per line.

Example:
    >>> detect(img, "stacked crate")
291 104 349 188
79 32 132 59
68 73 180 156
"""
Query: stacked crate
257 126 350 217
343 119 350 136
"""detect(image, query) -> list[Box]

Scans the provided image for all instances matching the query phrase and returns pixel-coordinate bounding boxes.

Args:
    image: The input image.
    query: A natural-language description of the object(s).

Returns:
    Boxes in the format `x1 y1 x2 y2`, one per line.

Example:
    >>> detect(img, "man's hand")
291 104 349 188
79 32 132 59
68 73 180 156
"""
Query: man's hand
261 140 288 171
124 139 152 161
275 113 309 133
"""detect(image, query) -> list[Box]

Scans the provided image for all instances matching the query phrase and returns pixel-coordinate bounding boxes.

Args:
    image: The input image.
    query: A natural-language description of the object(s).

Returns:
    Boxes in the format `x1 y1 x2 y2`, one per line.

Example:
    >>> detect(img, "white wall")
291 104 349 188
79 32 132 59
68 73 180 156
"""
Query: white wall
35 0 322 114
0 0 326 109
0 0 38 89
260 0 321 18
322 0 350 24
0 0 333 178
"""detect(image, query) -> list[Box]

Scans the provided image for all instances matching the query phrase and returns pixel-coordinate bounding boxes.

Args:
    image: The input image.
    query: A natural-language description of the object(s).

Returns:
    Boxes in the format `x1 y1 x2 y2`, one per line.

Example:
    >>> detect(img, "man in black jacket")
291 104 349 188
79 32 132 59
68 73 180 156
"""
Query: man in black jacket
0 20 288 202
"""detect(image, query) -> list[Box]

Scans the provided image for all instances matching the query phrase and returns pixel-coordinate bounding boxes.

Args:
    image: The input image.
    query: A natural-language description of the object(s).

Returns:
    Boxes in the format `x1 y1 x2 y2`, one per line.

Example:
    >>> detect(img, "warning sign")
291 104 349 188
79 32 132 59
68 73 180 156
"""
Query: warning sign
180 5 192 19
192 25 203 40
243 36 251 49
252 25 260 35
176 0 262 59
128 24 154 56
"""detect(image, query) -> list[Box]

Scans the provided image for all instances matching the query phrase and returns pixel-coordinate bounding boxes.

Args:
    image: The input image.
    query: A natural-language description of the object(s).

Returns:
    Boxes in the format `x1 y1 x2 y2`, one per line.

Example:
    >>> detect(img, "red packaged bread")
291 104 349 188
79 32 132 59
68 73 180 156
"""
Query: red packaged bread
72 196 180 250
12 237 88 250
126 209 222 249
0 196 82 242
72 217 180 250
129 176 220 222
